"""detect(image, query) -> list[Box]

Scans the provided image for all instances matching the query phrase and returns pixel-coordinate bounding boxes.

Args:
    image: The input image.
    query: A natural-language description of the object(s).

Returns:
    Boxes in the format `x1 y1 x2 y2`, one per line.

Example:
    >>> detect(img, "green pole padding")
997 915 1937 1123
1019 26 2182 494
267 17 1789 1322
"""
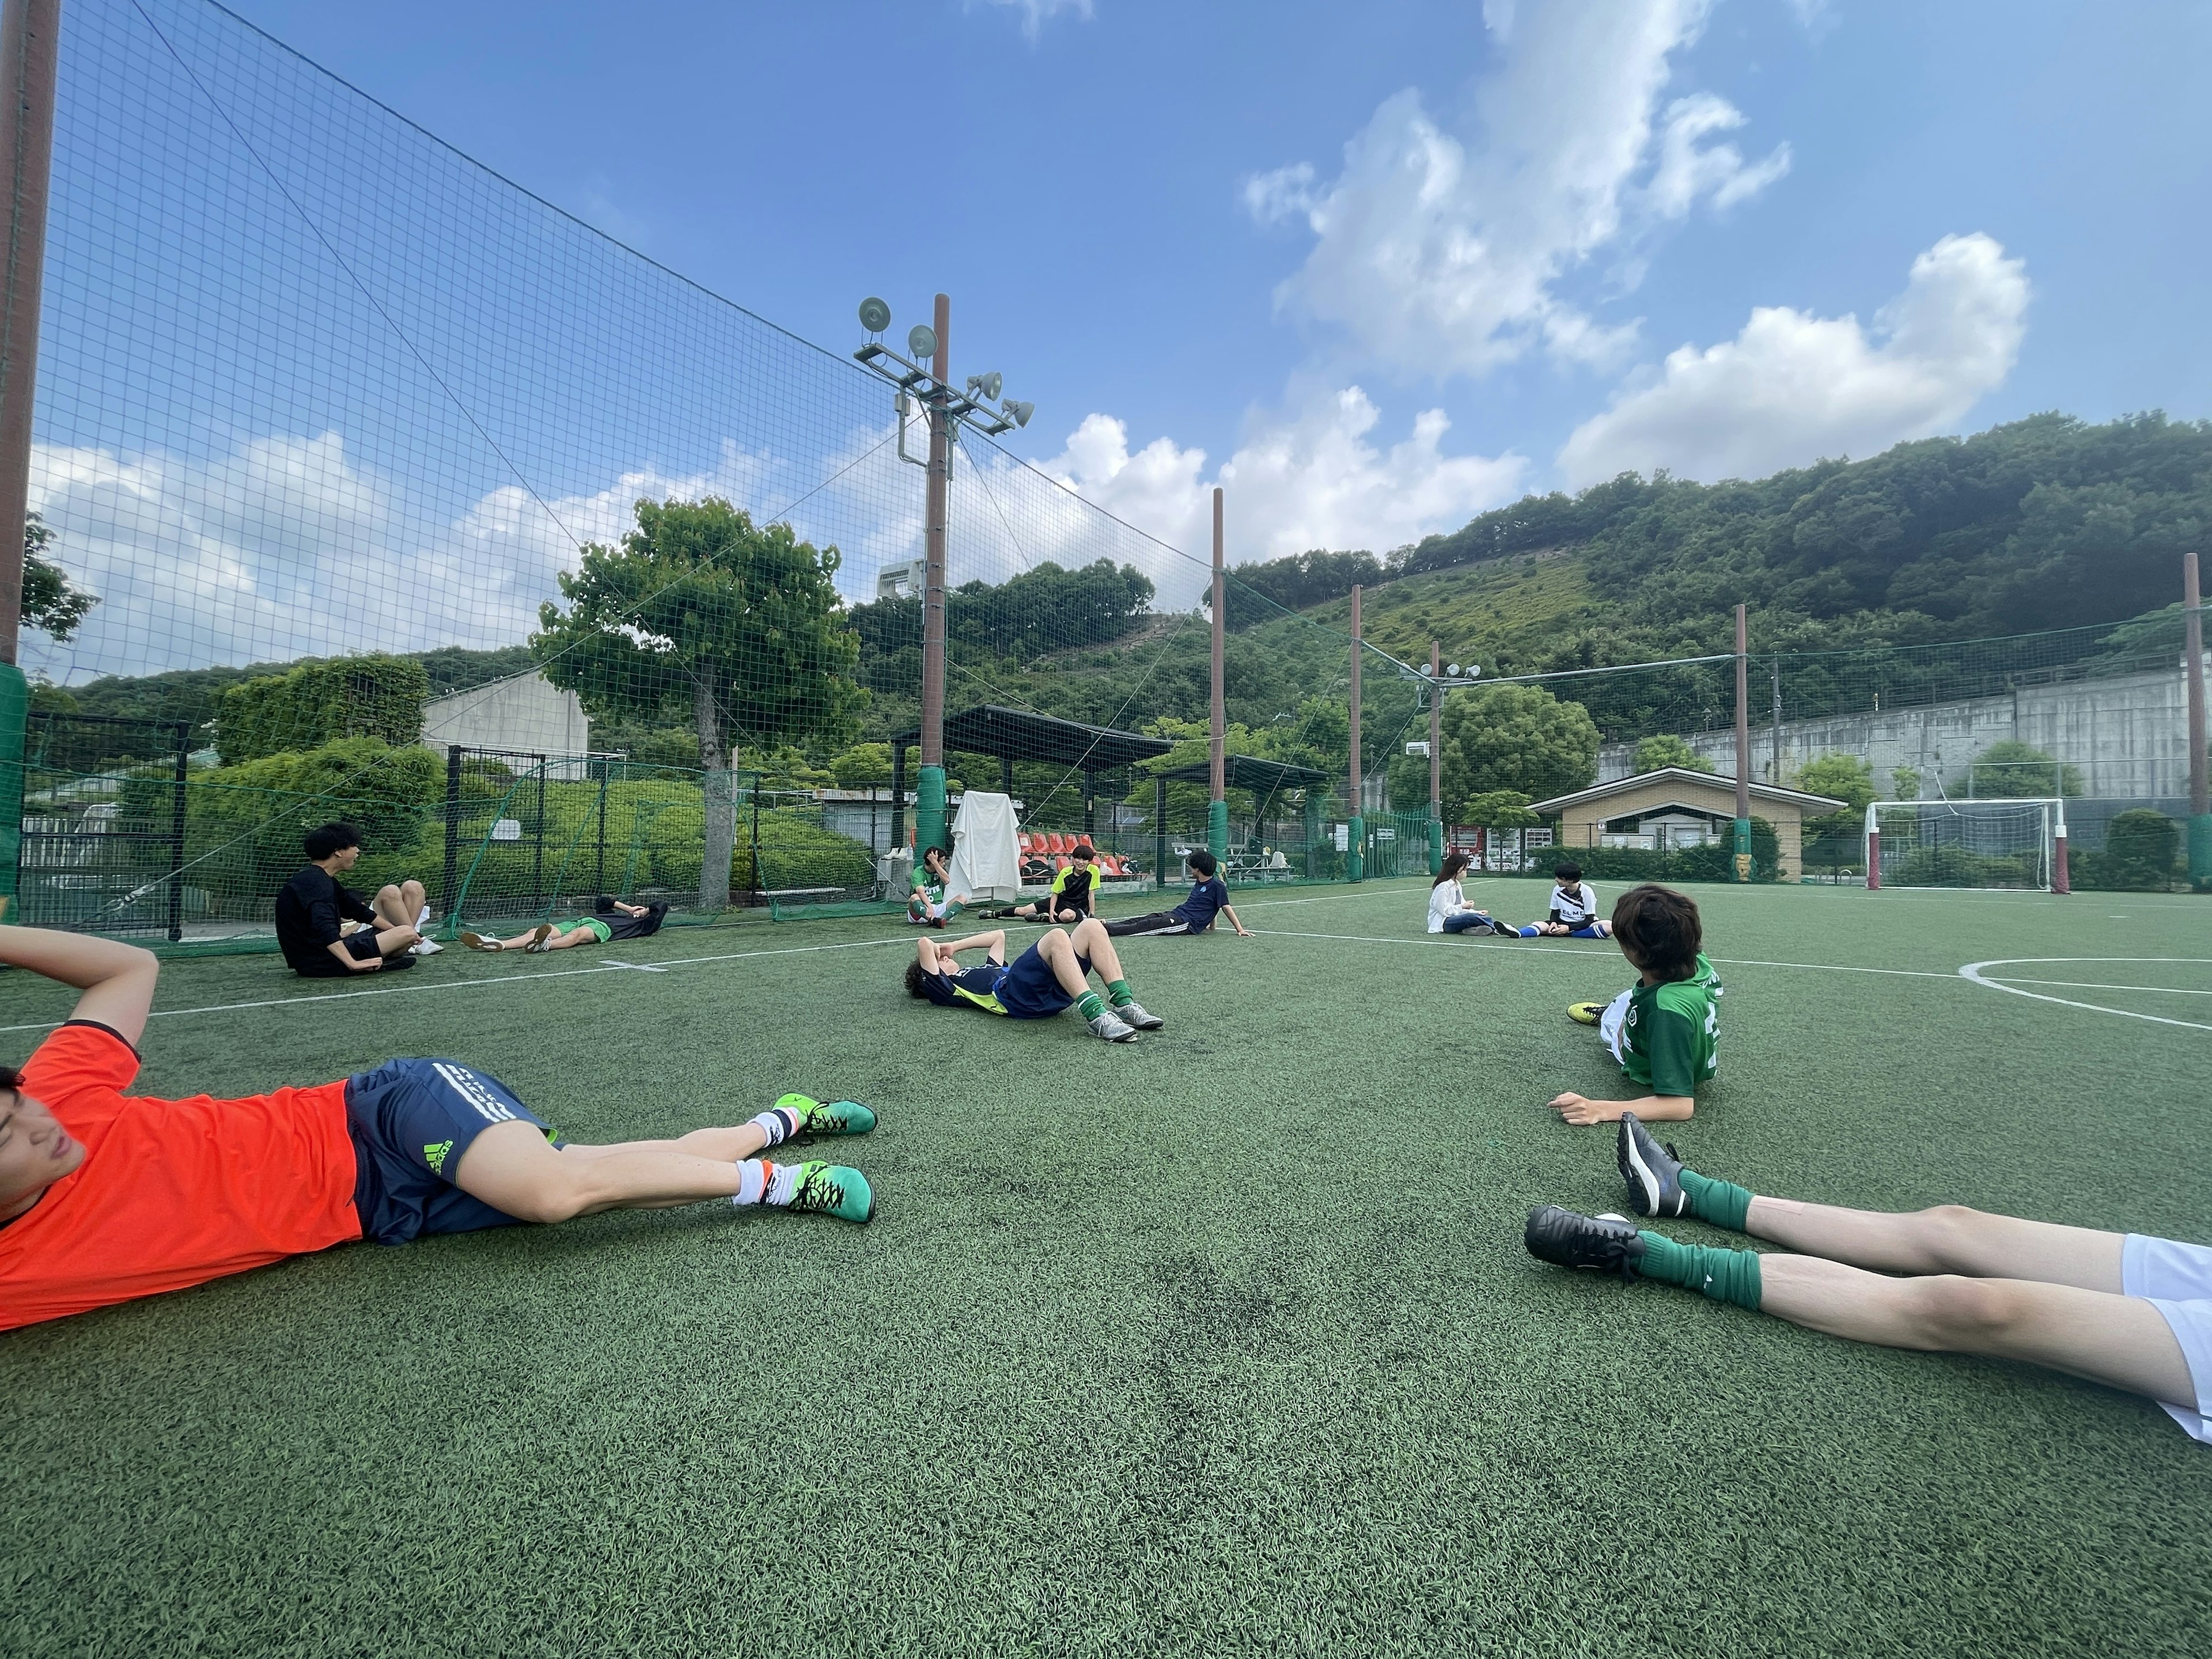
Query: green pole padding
915 765 948 859
2190 813 2212 892
1733 816 1753 883
1347 813 1365 883
1427 812 1443 877
1206 798 1228 863
0 662 24 912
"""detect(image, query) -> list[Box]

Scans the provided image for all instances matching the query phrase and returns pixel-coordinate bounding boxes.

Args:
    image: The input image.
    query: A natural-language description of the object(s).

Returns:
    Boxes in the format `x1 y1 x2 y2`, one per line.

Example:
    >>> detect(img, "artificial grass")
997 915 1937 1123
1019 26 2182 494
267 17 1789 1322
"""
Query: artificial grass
3 881 2210 1656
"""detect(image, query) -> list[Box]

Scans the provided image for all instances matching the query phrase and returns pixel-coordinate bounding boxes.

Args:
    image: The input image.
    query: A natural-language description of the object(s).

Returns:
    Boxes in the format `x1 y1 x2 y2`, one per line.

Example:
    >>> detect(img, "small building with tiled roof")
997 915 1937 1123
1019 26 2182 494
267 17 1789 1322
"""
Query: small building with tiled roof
1525 768 1847 881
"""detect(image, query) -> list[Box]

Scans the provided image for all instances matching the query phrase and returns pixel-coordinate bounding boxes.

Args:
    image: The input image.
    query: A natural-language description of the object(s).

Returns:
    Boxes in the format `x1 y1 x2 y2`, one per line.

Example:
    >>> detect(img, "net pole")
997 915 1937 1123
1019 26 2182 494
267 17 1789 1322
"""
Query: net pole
1732 604 1752 880
1769 653 1783 783
1427 641 1443 876
1346 584 1364 883
2186 551 2210 889
915 291 952 858
2051 799 2070 895
1207 486 1227 862
0 0 58 922
1863 803 1881 891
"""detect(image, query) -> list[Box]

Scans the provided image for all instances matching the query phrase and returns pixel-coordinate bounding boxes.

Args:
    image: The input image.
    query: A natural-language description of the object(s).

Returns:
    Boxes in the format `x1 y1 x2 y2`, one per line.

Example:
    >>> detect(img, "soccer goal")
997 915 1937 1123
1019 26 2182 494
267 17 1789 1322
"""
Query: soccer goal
1864 799 2070 893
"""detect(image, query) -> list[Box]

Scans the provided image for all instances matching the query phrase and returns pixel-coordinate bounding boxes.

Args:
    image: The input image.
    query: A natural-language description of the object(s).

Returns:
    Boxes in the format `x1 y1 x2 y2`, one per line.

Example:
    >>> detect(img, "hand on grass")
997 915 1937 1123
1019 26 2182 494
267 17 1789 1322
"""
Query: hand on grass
1547 1092 1622 1125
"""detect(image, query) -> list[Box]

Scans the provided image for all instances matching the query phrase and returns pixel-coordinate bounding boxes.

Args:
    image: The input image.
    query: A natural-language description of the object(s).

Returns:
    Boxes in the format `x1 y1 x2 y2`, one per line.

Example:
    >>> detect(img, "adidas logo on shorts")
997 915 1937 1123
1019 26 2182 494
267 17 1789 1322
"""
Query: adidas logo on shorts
423 1139 454 1175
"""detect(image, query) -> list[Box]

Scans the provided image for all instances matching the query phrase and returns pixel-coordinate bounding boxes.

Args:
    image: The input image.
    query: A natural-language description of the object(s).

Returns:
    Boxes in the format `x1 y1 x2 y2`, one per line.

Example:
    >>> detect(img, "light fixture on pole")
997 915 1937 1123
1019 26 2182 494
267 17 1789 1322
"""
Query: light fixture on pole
852 294 1039 858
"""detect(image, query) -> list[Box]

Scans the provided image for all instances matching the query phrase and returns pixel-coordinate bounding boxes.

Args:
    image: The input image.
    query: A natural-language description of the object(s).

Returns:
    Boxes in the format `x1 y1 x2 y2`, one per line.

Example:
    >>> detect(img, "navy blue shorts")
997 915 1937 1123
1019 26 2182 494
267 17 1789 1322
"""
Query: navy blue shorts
344 1058 560 1245
998 941 1088 1019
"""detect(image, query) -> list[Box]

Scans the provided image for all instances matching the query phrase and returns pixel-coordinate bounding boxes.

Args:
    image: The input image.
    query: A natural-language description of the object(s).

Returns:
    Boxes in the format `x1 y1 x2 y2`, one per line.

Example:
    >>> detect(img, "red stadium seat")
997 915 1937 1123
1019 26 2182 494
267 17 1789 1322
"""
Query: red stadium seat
1017 832 1034 855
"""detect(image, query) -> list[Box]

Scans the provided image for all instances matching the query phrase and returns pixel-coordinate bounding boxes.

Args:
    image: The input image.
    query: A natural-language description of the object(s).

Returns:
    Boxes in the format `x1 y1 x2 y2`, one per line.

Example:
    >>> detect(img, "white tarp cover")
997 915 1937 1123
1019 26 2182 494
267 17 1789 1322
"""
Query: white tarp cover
946 791 1022 902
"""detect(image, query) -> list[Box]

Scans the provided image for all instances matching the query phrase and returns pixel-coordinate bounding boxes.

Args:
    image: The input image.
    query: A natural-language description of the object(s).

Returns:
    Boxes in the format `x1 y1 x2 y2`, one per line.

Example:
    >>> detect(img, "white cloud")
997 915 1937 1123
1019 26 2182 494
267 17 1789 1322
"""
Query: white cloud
1246 0 1789 379
968 0 1092 43
1555 232 2030 486
1017 391 1526 605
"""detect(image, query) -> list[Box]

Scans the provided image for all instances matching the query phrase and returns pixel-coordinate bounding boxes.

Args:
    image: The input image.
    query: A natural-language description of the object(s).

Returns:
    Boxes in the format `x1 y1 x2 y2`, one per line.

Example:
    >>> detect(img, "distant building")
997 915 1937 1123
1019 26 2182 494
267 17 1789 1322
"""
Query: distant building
1527 768 1844 881
421 673 590 774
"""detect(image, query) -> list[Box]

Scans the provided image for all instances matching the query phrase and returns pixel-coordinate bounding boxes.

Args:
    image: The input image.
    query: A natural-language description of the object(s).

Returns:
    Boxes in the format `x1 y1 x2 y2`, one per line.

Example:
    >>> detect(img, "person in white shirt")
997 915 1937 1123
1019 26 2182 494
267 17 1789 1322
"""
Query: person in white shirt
1514 861 1613 939
1427 852 1518 937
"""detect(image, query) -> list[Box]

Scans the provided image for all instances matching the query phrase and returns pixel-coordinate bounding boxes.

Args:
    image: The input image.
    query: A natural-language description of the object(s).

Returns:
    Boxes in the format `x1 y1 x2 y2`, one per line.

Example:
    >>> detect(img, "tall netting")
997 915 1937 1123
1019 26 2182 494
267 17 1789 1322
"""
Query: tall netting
1866 800 2060 892
21 0 1373 945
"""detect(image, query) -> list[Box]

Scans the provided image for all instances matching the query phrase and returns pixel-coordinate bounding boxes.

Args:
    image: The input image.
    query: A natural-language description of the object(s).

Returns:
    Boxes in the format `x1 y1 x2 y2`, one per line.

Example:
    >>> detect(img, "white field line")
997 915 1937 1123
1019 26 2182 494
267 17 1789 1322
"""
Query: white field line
1958 958 2212 1033
1986 976 2212 996
1248 926 1964 979
0 934 919 1035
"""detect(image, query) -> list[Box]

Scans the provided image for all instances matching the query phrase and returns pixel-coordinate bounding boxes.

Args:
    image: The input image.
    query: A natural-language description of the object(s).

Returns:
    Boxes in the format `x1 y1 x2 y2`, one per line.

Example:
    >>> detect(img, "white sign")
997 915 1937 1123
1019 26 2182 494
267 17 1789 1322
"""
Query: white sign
1524 827 1554 848
1404 740 1429 757
1332 823 1350 851
491 819 523 842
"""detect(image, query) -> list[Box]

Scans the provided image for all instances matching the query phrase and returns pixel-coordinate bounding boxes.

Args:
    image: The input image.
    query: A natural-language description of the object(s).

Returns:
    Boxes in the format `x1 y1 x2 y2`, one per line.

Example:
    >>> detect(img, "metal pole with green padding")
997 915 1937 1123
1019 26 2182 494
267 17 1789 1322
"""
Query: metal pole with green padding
2186 551 2210 891
1207 487 1228 864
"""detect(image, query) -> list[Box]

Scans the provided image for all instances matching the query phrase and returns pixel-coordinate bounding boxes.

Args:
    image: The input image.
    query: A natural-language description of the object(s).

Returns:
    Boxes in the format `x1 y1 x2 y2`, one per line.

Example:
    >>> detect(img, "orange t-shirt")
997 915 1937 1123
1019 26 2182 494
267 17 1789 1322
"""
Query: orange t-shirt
0 1022 363 1331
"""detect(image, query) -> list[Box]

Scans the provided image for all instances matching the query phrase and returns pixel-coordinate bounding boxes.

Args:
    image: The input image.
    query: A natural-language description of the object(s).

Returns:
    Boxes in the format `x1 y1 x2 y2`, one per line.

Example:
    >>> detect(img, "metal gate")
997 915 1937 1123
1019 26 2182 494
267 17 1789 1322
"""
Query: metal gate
17 711 193 938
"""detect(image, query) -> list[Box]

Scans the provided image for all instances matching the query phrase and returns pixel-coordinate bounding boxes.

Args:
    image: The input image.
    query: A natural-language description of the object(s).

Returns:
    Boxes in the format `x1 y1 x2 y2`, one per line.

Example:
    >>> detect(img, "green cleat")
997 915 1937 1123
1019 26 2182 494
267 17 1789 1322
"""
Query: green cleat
786 1160 874 1223
775 1092 877 1137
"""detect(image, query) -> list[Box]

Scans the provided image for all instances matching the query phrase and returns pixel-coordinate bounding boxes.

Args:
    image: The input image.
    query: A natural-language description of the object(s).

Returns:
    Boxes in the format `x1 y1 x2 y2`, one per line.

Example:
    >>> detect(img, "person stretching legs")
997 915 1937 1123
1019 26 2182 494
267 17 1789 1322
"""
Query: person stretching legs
1522 1114 2207 1441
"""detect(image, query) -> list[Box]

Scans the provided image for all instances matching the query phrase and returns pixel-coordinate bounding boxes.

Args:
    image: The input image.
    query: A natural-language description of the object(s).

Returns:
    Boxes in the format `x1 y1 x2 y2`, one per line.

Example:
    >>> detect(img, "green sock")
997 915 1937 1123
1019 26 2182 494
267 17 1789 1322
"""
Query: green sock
1077 990 1106 1021
1679 1168 1754 1232
1635 1232 1763 1311
1107 978 1134 1007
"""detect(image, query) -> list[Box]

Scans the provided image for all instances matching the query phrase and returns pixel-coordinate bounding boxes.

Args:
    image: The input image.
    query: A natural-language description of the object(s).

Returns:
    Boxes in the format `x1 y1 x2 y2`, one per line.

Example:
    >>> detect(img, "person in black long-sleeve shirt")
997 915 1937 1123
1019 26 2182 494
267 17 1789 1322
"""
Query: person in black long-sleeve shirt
274 822 427 977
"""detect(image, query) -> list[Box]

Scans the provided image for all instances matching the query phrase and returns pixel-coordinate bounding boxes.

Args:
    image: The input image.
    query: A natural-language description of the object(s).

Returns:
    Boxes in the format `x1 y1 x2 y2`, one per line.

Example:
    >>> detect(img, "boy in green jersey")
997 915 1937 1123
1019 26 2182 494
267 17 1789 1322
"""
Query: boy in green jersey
1550 884 1719 1126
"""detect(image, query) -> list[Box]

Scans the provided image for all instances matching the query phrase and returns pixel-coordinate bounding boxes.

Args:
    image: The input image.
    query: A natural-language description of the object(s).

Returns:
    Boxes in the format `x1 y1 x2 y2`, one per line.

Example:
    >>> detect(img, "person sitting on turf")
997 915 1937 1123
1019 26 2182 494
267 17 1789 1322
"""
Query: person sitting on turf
1516 861 1611 938
992 840 1099 925
274 821 434 978
461 897 670 953
1101 849 1250 938
0 925 877 1332
1525 1113 2212 1445
907 846 966 928
1427 851 1518 937
1549 884 1719 1126
904 920 1162 1041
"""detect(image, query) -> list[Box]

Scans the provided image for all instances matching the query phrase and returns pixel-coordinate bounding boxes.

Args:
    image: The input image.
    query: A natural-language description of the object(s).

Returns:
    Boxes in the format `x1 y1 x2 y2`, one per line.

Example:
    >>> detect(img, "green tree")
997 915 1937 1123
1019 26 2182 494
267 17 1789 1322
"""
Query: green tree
532 497 862 908
1891 766 1922 800
21 512 97 642
1461 789 1541 828
1632 733 1714 774
1968 739 2084 798
2103 808 2179 890
1794 753 1877 814
830 743 893 789
1435 683 1599 805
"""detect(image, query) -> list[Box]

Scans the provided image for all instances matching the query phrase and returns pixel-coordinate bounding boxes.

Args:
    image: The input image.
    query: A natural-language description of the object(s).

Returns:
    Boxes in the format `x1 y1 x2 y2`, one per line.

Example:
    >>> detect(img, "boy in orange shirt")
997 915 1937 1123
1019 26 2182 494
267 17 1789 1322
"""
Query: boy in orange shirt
0 926 874 1332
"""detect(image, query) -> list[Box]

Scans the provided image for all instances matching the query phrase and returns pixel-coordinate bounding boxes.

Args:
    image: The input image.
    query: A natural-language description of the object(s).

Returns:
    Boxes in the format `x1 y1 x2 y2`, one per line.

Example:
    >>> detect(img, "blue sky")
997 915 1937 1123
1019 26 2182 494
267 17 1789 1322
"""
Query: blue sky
23 1 2212 682
209 0 2210 550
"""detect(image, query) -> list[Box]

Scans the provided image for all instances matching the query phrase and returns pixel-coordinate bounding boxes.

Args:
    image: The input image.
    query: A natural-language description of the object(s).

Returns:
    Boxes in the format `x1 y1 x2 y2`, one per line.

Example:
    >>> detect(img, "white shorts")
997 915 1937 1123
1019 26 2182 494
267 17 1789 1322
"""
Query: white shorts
2122 1233 2212 1442
1598 988 1631 1065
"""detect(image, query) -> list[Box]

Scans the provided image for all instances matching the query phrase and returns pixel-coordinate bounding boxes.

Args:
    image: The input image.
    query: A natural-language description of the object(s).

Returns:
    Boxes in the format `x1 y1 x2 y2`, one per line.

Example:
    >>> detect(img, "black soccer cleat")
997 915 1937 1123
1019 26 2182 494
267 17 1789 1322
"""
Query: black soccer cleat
1616 1112 1688 1218
1524 1206 1646 1278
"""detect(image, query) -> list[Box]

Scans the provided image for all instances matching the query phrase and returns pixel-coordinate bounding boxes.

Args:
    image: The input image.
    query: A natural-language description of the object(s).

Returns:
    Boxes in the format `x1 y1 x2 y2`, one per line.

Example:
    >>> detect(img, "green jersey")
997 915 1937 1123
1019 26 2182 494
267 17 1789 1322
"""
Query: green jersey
1622 953 1721 1097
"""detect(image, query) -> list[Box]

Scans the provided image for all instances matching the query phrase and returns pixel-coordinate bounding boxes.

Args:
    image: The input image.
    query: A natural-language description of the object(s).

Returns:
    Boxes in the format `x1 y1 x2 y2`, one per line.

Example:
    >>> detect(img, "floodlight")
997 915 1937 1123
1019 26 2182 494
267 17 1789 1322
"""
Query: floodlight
978 371 1003 401
1003 399 1034 428
858 296 892 334
907 324 938 361
1447 663 1462 677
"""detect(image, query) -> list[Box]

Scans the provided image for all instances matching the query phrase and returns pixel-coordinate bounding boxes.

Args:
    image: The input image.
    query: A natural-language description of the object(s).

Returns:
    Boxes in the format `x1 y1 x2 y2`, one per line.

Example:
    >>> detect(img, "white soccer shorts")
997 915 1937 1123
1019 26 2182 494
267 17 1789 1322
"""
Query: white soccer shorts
2123 1234 2212 1442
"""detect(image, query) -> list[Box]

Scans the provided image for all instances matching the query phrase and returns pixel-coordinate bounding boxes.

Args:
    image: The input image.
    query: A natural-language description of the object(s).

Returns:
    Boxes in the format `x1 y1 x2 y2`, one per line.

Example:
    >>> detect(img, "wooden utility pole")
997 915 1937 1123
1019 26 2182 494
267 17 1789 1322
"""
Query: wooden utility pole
915 291 951 855
2187 552 2209 889
1732 603 1752 880
1347 585 1363 882
1427 641 1443 876
1207 486 1226 862
0 0 59 665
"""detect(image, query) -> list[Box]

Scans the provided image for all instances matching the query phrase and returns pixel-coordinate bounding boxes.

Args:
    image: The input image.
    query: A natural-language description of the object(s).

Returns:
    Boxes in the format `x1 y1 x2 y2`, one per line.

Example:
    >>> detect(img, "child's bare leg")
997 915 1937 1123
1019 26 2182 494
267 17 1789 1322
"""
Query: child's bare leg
373 880 427 930
1747 1197 2125 1293
1069 917 1125 982
1758 1254 2195 1406
1033 929 1093 997
558 1122 771 1164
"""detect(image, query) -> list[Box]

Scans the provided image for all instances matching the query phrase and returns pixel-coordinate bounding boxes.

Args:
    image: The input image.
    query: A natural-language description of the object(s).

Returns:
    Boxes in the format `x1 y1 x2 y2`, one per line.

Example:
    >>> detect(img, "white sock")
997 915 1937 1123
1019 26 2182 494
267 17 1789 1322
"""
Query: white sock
416 904 430 927
733 1158 767 1206
746 1108 797 1147
764 1161 803 1207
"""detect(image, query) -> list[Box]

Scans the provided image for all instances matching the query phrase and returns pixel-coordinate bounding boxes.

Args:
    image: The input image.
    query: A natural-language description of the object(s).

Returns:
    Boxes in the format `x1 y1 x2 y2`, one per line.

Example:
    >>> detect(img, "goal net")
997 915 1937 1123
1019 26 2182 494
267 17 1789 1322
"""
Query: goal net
1865 800 2069 892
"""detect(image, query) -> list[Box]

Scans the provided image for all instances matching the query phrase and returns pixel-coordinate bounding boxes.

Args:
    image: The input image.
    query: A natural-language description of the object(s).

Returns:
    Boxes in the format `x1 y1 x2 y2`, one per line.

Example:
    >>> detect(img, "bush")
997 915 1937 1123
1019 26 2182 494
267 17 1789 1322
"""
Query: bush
1888 845 2033 888
2073 809 2178 891
216 656 430 764
1544 817 1782 885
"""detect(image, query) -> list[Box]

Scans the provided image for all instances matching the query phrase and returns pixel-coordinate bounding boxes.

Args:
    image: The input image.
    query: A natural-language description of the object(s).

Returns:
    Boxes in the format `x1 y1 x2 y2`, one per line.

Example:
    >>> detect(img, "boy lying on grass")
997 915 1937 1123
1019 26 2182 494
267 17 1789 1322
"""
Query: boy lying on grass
0 926 873 1333
463 897 669 953
1526 1114 2212 1445
906 921 1162 1042
1549 884 1721 1126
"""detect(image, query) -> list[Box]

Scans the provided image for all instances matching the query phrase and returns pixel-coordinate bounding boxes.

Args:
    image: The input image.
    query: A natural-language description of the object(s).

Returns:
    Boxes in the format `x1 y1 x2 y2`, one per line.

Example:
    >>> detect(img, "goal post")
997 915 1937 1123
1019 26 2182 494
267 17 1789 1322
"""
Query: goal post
1865 798 2070 893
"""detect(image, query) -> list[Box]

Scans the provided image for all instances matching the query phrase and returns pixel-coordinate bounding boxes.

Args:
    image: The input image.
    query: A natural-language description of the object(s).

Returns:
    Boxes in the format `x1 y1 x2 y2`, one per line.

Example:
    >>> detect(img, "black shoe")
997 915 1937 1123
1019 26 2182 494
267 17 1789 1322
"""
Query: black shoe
1524 1206 1645 1278
1616 1112 1687 1218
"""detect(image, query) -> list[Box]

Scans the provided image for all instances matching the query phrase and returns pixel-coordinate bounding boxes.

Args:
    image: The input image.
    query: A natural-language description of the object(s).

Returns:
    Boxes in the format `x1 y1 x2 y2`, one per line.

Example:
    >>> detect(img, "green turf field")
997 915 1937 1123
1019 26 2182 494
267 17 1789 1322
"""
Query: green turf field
5 879 2210 1656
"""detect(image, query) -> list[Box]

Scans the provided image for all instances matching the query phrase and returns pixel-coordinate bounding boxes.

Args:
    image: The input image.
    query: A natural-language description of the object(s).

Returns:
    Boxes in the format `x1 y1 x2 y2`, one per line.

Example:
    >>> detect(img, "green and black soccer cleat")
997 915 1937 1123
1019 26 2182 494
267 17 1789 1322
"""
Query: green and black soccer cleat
776 1093 877 1138
1524 1206 1645 1278
1616 1112 1687 1218
787 1161 874 1223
